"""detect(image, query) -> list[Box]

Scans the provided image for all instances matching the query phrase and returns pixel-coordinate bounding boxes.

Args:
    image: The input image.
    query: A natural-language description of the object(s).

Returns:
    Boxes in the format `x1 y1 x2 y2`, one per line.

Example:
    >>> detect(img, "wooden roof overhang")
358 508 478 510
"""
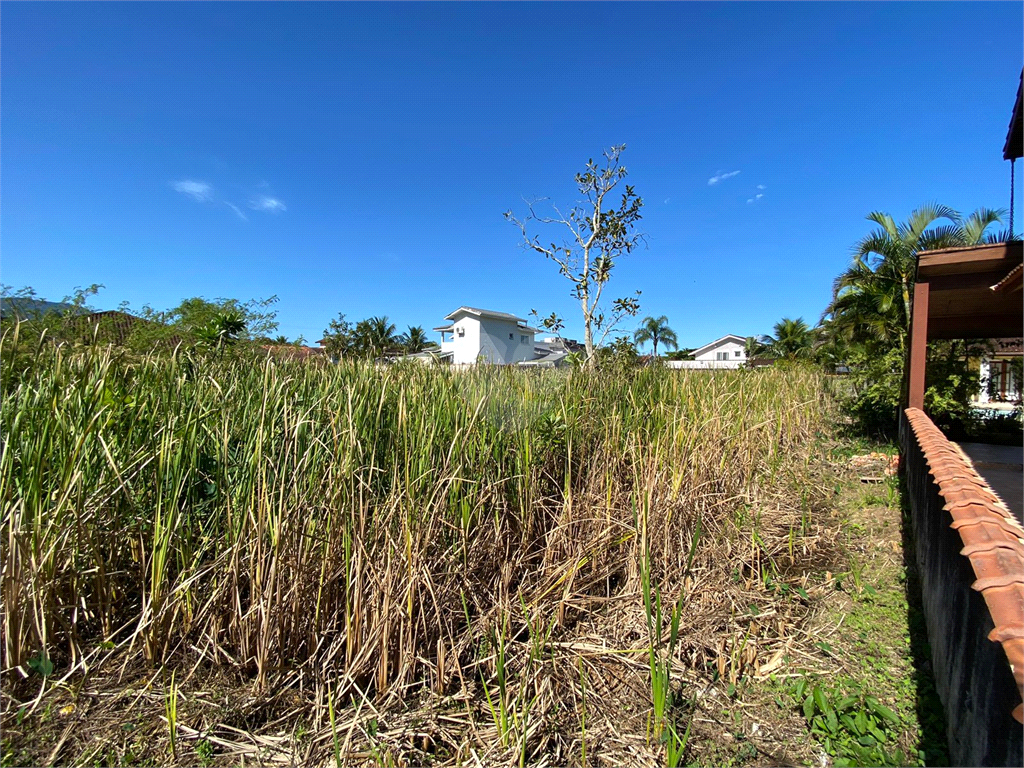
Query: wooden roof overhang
907 241 1023 410
916 241 1023 339
1004 70 1022 161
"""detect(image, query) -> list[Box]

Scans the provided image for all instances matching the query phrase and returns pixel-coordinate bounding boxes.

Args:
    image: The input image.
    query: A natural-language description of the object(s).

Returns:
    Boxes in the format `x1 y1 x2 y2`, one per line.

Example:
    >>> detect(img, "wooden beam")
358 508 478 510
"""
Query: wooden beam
908 282 929 411
925 270 1019 293
918 241 1023 278
926 315 1024 340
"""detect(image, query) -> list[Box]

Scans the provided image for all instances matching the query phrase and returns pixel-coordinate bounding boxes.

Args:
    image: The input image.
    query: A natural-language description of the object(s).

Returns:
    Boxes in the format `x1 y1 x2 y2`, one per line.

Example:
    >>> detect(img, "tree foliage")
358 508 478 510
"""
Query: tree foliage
633 316 678 358
819 203 1008 436
400 325 435 353
762 317 815 362
823 204 1005 354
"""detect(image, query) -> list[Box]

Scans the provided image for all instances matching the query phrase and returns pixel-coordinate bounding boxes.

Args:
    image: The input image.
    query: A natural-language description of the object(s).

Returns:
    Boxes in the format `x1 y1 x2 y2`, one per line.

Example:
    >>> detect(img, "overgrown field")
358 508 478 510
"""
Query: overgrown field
2 340 912 766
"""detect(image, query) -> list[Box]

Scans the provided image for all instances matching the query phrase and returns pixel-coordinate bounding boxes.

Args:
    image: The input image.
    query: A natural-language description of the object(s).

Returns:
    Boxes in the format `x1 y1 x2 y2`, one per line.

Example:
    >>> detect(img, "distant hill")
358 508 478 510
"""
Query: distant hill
0 297 80 320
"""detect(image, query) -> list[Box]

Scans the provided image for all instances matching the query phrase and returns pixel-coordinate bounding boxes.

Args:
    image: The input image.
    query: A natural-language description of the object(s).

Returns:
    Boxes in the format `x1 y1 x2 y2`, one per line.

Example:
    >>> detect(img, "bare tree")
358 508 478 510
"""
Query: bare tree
505 145 644 365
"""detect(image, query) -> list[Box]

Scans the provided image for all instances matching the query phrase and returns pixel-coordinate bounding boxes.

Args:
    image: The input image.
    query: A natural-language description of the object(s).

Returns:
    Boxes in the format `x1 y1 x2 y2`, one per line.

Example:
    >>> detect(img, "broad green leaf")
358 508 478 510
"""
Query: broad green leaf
794 679 807 701
825 709 838 735
866 697 901 725
812 686 829 716
836 695 858 712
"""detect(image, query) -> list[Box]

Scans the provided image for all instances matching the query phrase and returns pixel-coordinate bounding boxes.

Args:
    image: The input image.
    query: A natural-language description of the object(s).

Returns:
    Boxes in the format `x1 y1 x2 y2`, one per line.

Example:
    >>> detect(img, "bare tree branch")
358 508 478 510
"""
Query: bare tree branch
505 145 643 366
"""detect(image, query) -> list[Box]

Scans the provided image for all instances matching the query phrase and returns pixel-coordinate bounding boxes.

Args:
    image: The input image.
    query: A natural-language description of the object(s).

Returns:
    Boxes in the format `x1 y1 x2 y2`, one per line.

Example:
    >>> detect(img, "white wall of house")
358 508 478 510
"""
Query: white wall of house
975 357 1022 404
447 315 483 364
438 308 536 365
694 338 747 364
664 335 748 369
478 318 535 364
665 358 745 370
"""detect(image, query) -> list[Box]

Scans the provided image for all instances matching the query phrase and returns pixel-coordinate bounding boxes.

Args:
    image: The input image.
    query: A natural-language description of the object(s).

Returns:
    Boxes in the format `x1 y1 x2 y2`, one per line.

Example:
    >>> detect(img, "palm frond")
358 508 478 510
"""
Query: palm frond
983 228 1019 244
864 212 899 239
901 203 960 243
961 207 1006 245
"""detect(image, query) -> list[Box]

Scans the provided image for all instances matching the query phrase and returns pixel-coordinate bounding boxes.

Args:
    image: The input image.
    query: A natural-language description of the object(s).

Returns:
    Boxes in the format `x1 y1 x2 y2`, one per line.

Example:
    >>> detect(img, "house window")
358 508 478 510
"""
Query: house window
716 351 729 360
457 327 465 337
735 350 742 357
509 333 514 340
521 335 529 344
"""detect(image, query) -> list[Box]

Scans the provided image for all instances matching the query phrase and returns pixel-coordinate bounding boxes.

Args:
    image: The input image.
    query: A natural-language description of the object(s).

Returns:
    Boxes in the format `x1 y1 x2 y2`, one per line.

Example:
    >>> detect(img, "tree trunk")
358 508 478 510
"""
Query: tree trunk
653 338 659 358
583 321 595 367
582 293 596 366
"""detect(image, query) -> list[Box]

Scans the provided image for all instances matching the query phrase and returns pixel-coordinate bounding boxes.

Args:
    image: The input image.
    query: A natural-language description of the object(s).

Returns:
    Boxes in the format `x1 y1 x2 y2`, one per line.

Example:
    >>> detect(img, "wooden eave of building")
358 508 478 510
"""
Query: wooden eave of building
992 263 1023 294
914 241 1024 341
1004 69 1023 161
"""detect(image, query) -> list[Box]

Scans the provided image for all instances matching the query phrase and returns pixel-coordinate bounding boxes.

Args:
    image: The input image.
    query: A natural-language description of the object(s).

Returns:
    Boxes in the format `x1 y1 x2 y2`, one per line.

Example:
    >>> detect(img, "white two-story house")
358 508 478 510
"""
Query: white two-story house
665 334 749 369
433 307 541 365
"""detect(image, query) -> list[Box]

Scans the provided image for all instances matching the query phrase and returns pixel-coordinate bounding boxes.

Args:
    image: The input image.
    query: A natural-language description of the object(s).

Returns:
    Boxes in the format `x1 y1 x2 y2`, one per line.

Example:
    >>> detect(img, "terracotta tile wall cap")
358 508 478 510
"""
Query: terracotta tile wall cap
990 625 1024 643
962 541 1024 557
904 407 1024 722
972 573 1024 591
950 516 1024 539
968 549 1024 581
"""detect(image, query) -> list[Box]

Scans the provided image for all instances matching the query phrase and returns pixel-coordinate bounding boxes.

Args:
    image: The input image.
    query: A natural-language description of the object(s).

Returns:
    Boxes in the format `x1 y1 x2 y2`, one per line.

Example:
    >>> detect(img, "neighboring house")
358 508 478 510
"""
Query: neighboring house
975 337 1022 405
74 310 158 345
433 307 541 365
0 303 174 347
664 334 748 370
521 336 584 368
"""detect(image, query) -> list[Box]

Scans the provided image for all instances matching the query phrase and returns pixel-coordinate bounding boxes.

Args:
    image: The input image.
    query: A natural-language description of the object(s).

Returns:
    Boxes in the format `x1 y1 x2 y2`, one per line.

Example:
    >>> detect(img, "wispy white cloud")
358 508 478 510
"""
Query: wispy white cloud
708 170 741 186
756 193 763 200
225 202 248 221
249 195 286 213
173 177 286 219
171 180 214 202
663 197 671 204
747 192 765 204
756 184 766 190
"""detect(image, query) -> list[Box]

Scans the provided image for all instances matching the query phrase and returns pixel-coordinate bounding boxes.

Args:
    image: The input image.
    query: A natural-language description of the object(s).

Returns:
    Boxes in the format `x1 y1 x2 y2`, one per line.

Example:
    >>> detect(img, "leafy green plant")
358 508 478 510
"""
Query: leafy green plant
792 678 906 767
195 739 214 767
27 651 53 677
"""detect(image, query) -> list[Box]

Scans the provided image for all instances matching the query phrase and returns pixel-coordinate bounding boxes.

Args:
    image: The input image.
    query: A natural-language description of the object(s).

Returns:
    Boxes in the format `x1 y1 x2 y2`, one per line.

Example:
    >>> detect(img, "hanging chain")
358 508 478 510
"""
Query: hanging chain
1011 159 1016 239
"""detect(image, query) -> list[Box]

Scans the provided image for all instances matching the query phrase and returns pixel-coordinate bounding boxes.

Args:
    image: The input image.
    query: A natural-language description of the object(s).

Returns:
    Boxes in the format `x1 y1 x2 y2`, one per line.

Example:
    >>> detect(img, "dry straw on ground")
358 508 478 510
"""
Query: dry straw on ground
1 338 846 766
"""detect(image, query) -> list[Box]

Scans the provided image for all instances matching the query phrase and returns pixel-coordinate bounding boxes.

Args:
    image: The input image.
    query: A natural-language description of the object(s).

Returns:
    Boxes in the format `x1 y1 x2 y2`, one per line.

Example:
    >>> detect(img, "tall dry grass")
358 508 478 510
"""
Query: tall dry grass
1 331 838 764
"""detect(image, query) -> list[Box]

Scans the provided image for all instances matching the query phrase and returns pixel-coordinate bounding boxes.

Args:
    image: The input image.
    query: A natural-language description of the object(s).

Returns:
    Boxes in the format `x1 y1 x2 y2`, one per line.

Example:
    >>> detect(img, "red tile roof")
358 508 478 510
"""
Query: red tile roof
905 407 1024 723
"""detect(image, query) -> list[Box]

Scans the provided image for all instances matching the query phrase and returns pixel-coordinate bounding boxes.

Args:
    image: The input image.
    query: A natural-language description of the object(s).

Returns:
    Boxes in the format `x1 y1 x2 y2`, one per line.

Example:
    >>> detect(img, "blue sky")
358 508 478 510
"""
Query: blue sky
2 2 1021 348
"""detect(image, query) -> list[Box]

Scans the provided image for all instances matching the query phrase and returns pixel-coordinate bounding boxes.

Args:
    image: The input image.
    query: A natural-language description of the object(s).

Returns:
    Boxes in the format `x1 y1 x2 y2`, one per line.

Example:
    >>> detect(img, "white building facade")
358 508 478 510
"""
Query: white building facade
434 307 540 365
664 334 749 370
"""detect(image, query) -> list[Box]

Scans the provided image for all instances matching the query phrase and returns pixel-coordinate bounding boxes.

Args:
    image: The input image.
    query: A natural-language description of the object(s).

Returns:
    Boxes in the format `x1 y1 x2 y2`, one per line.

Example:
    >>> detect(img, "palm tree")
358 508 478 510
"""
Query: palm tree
824 204 1005 352
400 325 430 353
762 317 815 361
744 335 768 362
356 315 398 359
633 315 678 358
195 310 247 351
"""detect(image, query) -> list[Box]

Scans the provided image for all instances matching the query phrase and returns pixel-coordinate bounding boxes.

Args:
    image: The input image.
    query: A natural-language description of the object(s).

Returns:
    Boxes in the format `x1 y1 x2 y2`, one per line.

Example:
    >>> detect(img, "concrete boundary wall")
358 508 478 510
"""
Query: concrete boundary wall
900 409 1023 766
